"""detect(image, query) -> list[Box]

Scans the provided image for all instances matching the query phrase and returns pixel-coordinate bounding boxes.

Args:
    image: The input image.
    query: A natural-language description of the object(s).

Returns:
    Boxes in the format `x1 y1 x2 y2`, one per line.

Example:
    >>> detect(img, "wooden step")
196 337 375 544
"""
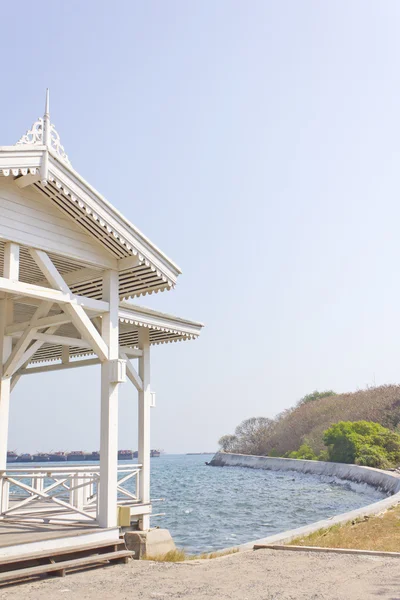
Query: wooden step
0 539 127 568
0 550 134 583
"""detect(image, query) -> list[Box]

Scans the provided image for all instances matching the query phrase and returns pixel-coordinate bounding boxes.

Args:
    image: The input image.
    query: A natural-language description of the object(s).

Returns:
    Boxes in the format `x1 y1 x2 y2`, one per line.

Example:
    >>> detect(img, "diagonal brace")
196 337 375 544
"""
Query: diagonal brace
29 250 108 362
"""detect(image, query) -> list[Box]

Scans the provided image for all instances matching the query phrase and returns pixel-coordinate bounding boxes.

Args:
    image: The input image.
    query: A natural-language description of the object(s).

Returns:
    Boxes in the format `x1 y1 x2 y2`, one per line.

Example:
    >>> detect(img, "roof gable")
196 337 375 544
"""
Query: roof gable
0 91 182 298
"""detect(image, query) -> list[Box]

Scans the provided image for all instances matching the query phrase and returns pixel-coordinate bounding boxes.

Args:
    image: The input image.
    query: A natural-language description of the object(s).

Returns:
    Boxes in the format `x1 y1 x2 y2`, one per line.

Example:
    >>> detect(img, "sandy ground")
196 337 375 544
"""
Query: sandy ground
0 549 400 600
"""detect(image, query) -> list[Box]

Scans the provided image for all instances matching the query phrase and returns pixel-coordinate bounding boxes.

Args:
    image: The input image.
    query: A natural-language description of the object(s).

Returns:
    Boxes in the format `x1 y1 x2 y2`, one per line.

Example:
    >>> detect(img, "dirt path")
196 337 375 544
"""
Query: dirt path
0 549 399 600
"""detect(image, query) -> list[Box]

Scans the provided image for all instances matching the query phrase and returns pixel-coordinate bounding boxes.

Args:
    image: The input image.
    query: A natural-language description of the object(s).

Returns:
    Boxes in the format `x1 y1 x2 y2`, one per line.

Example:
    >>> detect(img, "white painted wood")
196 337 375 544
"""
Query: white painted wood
15 173 41 188
19 358 100 375
6 313 73 335
119 346 143 358
0 179 117 269
99 270 120 528
3 301 53 378
4 243 20 281
120 352 143 392
0 276 109 313
118 255 141 271
29 332 91 350
29 250 108 361
108 359 126 383
119 302 204 337
49 159 181 283
0 528 120 561
13 325 59 373
0 243 19 511
61 346 69 364
138 328 151 530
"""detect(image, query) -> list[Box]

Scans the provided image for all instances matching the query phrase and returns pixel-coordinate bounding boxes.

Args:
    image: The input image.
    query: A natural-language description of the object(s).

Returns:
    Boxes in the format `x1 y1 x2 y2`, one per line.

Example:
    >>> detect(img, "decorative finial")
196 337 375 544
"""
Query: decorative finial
44 88 50 117
16 90 71 165
43 89 50 147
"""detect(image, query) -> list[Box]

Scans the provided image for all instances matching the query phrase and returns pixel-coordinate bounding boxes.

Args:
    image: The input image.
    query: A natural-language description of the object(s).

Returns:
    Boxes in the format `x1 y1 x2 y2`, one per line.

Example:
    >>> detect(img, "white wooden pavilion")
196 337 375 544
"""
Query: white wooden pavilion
0 92 202 559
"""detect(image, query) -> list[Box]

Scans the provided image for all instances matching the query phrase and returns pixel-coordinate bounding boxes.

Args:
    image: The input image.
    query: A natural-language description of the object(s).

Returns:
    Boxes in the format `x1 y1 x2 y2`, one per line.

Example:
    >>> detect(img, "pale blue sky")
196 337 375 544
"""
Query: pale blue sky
2 1 400 453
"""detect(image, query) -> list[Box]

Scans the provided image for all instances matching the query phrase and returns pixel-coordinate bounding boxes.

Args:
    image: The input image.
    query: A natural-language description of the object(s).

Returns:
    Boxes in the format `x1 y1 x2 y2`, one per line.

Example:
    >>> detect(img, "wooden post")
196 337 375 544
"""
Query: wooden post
0 243 19 512
138 328 151 530
99 270 119 528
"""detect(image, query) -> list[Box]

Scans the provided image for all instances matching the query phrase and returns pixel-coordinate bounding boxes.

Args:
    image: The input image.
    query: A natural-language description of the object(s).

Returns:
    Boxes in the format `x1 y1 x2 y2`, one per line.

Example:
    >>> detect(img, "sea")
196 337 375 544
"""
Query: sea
150 454 386 553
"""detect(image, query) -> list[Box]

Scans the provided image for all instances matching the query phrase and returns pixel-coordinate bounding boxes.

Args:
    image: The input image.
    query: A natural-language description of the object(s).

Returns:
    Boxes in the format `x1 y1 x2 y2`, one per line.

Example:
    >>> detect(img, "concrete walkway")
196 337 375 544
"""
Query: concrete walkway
1 548 399 599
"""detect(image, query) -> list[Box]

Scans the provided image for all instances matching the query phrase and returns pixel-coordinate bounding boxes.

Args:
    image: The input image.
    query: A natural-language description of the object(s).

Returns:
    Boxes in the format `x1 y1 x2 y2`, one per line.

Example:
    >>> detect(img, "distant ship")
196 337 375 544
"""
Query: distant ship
48 452 67 462
6 451 18 463
6 449 162 462
32 453 50 462
67 451 89 461
16 453 32 463
118 450 133 460
86 451 100 461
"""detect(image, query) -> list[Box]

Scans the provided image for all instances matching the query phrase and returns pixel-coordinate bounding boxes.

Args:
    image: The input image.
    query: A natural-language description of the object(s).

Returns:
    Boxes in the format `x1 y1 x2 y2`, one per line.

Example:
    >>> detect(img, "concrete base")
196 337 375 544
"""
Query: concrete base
124 528 176 559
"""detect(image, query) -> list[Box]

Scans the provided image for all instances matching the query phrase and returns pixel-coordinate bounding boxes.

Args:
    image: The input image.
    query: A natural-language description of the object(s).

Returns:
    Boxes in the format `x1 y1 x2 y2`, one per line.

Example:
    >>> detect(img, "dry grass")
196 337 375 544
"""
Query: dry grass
142 548 239 562
289 504 400 552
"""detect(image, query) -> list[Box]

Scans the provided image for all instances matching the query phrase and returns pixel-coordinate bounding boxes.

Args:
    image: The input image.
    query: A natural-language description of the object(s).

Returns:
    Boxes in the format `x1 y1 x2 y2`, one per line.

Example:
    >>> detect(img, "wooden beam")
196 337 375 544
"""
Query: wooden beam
19 358 100 376
29 250 108 362
3 243 20 280
0 277 109 313
120 352 143 392
15 173 41 188
119 346 143 358
61 346 69 364
36 266 104 289
14 325 60 371
3 302 53 378
5 312 73 335
32 332 91 349
118 255 141 271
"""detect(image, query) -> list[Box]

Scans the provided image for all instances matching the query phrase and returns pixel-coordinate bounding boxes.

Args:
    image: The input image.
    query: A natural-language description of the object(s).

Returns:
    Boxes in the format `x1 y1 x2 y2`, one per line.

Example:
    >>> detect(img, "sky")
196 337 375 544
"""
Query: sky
2 1 400 453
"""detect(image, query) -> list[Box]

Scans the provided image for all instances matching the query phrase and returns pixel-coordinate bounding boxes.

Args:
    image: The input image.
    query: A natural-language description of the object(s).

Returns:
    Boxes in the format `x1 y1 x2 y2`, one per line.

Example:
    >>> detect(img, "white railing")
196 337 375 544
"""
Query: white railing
0 464 142 523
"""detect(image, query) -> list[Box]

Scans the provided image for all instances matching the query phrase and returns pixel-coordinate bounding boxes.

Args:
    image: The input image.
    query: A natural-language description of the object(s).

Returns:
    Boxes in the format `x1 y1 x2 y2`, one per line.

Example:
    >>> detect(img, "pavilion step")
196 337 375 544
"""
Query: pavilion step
0 548 134 584
0 538 128 567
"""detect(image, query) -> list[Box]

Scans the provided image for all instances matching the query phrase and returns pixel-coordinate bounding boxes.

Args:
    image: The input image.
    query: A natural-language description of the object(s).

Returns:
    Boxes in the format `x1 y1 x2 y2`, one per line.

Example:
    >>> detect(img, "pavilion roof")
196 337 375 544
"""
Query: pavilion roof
0 92 182 298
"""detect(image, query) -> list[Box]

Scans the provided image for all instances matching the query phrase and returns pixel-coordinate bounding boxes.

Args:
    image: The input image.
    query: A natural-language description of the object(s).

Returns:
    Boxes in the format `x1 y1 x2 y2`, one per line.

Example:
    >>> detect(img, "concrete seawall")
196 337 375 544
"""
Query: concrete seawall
209 452 400 549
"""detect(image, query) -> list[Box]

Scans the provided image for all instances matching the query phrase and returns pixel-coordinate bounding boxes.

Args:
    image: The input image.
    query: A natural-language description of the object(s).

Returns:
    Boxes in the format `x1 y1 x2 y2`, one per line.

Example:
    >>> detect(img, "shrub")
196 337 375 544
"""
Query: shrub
287 444 317 460
323 421 400 468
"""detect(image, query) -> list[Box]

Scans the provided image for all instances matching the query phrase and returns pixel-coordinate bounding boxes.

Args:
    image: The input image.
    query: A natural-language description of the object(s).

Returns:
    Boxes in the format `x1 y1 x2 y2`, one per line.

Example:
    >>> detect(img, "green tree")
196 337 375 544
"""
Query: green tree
323 421 400 468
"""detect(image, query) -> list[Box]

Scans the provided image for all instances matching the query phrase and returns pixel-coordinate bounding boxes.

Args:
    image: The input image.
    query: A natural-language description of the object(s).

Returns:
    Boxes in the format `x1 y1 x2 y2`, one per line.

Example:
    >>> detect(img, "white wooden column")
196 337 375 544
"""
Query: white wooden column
99 270 119 528
138 328 151 530
0 243 19 512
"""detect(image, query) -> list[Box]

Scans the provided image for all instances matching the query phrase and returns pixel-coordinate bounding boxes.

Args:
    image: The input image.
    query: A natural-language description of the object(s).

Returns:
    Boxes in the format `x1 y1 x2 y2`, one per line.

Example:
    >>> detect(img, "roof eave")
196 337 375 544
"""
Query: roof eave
48 152 182 279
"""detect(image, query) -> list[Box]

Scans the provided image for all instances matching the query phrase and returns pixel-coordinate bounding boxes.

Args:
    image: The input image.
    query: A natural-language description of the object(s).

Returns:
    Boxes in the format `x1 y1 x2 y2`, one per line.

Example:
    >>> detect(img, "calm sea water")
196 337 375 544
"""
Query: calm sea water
9 454 386 554
150 454 386 553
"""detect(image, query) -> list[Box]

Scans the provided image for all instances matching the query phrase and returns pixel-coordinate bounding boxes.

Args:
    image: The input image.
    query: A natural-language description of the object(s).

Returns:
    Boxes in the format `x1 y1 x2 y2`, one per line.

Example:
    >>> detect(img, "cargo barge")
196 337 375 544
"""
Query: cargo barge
7 449 162 462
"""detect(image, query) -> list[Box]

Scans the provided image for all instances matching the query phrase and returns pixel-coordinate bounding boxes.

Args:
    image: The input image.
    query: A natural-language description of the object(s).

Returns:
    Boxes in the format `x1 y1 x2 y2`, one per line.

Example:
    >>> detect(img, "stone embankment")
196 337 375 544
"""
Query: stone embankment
209 452 400 548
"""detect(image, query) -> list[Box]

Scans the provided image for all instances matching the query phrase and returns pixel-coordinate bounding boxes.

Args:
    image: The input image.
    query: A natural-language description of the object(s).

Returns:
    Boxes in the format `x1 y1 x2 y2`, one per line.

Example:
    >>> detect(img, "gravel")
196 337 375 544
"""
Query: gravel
0 549 399 600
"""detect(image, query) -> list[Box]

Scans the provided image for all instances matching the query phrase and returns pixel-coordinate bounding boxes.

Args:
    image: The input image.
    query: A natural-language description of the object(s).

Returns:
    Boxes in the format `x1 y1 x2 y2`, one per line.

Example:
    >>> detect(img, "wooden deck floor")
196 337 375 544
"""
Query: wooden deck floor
0 519 101 548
